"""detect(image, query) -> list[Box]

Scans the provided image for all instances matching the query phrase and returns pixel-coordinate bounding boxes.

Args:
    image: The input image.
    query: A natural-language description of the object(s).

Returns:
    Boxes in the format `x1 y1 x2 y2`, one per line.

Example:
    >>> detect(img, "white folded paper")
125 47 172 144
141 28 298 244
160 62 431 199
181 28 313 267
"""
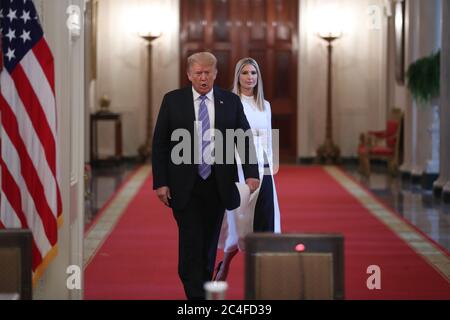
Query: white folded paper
235 182 251 208
234 182 253 250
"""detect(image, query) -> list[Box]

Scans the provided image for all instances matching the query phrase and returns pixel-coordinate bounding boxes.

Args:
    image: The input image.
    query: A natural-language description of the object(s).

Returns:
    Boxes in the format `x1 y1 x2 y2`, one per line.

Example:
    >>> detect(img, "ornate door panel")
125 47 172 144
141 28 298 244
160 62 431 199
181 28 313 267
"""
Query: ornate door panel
180 0 240 89
180 0 298 160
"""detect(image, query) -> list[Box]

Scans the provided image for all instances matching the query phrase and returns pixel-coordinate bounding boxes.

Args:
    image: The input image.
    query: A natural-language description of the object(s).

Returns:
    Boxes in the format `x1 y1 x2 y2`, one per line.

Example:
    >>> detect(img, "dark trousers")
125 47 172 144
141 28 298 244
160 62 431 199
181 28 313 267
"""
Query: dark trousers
172 170 225 300
253 173 275 232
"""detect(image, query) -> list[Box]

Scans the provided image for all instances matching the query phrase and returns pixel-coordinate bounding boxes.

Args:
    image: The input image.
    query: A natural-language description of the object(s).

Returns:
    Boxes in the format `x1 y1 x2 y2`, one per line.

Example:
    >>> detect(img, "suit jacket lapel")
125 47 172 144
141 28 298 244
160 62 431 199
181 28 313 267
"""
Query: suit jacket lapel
213 87 225 131
183 86 196 135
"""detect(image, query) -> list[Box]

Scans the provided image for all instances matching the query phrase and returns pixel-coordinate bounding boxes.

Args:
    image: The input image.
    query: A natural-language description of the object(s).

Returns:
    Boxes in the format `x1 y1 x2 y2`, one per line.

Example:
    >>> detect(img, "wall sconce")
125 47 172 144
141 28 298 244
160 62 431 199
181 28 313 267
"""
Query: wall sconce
66 5 81 40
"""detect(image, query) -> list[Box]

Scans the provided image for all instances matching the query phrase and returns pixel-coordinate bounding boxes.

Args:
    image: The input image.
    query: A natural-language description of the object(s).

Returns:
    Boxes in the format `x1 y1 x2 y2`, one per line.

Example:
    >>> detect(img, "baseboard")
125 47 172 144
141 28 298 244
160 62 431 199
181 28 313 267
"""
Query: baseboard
421 173 439 190
411 173 422 185
297 157 315 165
90 156 141 168
297 157 360 166
401 171 411 182
433 184 443 198
443 190 450 203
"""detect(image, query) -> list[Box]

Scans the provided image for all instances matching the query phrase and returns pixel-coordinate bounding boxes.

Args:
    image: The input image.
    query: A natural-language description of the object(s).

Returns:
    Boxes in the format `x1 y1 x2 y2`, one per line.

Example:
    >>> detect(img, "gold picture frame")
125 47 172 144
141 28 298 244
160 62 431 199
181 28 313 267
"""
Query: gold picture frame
90 0 98 80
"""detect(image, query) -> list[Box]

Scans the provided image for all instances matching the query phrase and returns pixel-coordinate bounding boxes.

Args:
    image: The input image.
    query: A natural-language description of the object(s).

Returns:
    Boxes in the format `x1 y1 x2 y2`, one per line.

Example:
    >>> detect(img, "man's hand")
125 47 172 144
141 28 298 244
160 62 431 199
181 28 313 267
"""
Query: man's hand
156 186 171 207
245 178 260 194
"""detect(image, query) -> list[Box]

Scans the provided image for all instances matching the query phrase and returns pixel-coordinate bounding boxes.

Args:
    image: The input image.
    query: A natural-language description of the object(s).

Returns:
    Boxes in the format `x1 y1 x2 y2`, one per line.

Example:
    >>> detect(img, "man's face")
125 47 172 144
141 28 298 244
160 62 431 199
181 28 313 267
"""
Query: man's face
187 62 217 95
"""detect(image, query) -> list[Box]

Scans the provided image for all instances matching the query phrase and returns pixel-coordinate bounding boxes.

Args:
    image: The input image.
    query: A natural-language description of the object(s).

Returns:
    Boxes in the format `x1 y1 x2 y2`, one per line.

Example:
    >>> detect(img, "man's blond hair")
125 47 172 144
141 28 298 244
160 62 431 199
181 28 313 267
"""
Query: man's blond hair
187 52 217 72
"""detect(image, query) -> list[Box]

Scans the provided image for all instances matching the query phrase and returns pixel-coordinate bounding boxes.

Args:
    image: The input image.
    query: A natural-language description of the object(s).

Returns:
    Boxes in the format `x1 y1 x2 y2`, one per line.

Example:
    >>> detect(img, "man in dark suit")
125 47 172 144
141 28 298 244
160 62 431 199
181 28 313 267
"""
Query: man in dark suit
152 52 260 299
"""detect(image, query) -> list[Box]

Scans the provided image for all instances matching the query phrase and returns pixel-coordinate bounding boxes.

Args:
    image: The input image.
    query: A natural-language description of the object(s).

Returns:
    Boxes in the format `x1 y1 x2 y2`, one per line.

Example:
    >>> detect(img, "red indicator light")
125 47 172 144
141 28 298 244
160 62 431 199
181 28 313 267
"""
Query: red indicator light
295 243 305 252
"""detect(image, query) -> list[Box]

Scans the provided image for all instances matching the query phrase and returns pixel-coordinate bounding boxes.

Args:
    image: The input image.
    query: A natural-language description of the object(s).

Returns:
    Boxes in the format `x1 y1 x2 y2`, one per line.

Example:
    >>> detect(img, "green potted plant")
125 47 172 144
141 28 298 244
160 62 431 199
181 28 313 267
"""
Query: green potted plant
405 50 440 104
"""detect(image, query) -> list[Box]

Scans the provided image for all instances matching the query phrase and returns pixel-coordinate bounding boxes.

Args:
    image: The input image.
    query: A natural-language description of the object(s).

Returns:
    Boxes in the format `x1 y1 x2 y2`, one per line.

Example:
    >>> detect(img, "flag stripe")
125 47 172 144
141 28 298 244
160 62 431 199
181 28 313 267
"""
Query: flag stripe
56 175 62 218
20 49 57 137
10 65 57 174
0 72 58 217
31 238 43 271
0 192 24 229
0 161 29 229
0 96 57 244
1 129 53 260
0 190 44 271
32 38 55 93
0 200 23 228
33 40 62 220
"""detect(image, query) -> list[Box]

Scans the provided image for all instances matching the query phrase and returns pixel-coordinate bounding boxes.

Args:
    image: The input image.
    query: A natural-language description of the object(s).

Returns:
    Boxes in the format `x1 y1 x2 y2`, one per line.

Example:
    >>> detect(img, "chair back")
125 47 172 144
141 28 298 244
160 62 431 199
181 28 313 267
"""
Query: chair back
0 229 32 299
245 233 344 300
385 120 399 148
394 112 403 166
374 108 403 152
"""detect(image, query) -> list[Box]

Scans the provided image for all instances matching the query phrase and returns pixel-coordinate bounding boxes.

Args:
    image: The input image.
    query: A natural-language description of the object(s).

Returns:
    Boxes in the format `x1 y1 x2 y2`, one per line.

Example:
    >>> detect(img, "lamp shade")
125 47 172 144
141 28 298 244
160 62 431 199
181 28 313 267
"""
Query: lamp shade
313 4 349 39
136 8 163 38
123 4 163 38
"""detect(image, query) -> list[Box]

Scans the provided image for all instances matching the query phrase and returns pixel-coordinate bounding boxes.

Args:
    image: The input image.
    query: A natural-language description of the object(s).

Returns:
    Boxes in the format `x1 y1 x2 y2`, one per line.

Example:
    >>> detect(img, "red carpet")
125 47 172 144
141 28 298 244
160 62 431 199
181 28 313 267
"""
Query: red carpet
85 166 450 299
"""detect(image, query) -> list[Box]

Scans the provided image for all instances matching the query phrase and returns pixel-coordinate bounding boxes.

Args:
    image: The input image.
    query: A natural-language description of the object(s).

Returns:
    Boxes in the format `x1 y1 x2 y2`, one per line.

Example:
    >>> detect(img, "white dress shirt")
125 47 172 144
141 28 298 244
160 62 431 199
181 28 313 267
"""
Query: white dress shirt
192 88 215 130
192 88 215 164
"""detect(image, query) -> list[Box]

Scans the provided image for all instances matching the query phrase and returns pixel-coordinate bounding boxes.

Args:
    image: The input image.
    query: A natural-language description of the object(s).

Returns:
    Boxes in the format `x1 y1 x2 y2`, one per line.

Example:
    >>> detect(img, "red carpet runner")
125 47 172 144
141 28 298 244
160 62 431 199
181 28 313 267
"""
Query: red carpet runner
85 166 450 299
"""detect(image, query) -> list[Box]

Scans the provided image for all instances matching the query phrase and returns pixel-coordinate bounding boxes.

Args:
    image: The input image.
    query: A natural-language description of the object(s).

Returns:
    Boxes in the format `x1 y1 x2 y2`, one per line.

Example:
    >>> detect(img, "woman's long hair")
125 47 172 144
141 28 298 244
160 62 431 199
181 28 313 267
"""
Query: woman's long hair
232 57 265 111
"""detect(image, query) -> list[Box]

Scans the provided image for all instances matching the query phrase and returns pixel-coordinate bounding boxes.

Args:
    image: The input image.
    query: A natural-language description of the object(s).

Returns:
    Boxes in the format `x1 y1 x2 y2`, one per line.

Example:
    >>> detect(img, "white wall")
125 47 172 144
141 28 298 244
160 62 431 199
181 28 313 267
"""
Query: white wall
33 0 85 299
298 0 389 158
95 0 179 157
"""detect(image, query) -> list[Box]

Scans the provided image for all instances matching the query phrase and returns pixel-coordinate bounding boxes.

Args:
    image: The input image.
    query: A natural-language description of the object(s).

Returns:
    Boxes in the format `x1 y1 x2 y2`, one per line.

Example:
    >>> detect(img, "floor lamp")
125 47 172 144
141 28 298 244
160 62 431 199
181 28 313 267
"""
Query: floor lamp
138 34 160 161
316 34 341 164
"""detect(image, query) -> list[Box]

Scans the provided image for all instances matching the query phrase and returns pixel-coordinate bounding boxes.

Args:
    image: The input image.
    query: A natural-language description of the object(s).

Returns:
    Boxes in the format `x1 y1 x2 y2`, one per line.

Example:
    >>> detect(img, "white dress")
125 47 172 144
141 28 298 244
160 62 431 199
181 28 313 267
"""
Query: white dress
218 95 281 252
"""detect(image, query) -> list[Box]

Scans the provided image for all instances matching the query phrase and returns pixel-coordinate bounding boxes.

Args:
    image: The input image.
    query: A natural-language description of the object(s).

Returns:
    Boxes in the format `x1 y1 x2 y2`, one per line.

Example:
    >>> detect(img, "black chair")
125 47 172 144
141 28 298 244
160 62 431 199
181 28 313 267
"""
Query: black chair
0 229 32 300
245 233 344 300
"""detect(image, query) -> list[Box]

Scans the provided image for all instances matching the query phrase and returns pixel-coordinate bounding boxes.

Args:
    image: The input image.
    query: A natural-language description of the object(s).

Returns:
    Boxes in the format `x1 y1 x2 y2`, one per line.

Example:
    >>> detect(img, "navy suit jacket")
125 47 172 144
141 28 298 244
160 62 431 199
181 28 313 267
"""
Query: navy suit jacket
152 86 259 210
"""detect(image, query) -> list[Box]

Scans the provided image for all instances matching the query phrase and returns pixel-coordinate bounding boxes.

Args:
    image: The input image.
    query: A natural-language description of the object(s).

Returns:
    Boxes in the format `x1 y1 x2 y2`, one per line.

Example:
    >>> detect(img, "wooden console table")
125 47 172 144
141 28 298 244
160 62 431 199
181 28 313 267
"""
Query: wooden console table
90 111 122 164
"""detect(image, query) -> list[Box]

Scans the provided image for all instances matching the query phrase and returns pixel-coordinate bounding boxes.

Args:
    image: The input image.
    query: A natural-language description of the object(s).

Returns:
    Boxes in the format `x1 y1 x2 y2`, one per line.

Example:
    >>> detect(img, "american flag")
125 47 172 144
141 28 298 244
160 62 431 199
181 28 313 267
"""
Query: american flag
0 0 62 283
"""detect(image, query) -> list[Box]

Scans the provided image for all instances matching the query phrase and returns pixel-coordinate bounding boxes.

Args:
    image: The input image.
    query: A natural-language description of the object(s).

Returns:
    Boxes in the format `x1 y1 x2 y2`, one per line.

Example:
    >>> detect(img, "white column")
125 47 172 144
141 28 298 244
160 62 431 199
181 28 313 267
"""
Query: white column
399 0 416 176
437 0 450 200
425 103 440 174
33 0 85 299
409 0 441 184
423 0 442 182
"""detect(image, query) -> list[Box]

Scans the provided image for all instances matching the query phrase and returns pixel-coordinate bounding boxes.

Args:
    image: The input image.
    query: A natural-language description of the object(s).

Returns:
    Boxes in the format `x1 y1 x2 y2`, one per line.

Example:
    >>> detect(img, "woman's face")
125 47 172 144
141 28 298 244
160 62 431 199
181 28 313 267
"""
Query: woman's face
239 64 258 93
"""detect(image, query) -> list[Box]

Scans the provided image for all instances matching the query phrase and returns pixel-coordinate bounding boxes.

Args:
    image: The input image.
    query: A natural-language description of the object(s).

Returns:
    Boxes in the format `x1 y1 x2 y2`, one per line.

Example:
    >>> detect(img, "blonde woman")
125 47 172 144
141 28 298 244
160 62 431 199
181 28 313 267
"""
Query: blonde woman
215 58 281 281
